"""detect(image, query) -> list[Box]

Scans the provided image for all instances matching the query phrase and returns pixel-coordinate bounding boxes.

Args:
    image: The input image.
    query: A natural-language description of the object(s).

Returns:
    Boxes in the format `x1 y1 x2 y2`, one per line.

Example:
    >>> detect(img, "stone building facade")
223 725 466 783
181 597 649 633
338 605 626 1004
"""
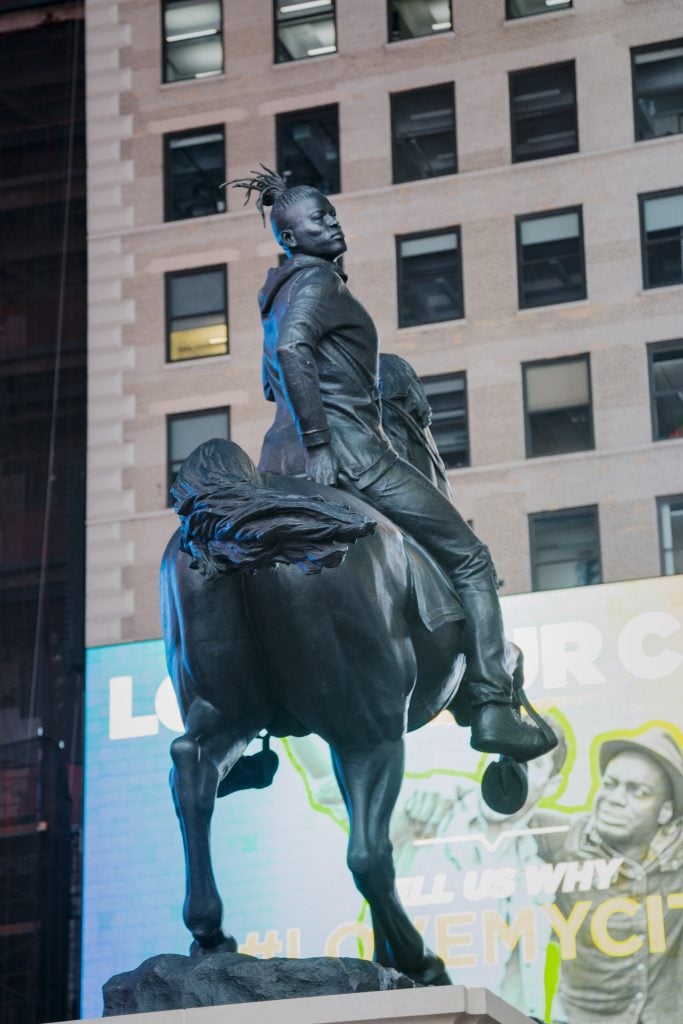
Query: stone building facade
85 0 683 646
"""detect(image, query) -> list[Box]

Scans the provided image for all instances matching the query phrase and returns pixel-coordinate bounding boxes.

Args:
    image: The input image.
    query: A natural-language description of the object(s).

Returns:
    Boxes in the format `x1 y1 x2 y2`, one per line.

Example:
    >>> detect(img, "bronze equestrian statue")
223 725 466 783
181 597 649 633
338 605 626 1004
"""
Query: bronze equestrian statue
160 169 556 985
244 167 553 763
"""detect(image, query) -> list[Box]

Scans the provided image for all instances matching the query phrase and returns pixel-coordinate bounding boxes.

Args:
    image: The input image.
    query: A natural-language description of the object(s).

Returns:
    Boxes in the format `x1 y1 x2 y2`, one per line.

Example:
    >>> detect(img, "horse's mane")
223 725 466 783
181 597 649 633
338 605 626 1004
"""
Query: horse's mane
171 439 375 579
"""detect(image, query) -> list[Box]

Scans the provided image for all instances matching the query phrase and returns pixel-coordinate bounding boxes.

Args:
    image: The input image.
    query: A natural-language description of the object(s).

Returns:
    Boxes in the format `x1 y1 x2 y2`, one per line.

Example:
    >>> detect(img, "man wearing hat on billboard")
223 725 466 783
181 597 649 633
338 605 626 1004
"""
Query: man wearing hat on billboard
535 725 683 1024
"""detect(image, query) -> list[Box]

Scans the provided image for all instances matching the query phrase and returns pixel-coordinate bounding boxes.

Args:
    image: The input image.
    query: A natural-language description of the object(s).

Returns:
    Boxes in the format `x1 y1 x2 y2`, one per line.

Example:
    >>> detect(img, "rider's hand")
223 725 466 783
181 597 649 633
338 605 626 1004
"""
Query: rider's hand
304 444 340 486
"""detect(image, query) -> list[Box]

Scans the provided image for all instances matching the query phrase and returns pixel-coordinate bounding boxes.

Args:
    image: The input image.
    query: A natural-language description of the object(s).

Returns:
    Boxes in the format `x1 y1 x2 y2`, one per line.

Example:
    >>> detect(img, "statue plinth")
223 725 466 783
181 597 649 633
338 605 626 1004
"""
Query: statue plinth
59 976 536 1024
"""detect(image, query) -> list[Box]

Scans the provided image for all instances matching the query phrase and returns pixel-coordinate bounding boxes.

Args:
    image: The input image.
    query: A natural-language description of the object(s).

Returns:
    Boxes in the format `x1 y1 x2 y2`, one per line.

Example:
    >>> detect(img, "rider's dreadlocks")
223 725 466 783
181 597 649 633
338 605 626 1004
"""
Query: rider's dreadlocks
223 165 321 229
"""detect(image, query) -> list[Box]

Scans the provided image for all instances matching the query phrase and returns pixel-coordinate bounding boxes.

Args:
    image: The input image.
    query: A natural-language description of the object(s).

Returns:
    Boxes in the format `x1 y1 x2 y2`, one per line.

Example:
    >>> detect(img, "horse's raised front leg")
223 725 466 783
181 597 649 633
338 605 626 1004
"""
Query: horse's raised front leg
170 697 255 953
332 739 449 986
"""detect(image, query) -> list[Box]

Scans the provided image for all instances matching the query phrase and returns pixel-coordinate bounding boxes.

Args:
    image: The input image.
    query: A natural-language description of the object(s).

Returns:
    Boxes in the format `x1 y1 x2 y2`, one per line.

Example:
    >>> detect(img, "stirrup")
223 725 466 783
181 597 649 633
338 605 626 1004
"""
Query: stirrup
481 757 528 815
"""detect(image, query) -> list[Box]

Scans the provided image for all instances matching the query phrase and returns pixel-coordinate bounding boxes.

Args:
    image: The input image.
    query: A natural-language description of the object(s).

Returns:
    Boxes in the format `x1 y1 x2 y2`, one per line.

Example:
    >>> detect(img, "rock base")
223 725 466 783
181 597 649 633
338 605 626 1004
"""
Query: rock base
102 951 416 1016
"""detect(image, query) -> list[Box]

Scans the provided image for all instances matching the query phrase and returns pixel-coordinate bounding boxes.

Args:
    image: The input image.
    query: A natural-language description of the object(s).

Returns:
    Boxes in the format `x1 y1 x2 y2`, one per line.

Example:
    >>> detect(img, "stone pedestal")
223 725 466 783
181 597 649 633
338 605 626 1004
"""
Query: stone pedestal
59 986 536 1024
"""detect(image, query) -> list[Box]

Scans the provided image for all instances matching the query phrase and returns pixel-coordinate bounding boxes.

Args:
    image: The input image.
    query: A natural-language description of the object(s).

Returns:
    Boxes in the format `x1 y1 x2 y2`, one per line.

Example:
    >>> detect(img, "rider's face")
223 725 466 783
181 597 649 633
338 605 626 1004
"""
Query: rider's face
278 195 346 261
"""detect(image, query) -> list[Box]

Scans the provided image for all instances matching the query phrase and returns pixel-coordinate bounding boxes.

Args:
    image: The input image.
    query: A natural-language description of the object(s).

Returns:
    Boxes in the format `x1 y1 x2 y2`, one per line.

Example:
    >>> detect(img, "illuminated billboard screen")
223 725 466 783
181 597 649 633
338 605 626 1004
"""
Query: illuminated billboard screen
82 576 683 1022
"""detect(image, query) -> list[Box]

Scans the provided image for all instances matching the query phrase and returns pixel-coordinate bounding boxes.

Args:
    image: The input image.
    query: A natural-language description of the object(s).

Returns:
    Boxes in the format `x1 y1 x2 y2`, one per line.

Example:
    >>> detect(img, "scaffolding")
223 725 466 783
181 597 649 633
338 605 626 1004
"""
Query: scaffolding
0 738 71 1024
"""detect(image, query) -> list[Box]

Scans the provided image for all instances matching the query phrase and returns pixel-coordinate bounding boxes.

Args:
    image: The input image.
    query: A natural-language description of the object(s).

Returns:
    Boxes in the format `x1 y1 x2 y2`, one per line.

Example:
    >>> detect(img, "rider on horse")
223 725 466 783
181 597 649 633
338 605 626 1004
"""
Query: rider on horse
228 168 556 765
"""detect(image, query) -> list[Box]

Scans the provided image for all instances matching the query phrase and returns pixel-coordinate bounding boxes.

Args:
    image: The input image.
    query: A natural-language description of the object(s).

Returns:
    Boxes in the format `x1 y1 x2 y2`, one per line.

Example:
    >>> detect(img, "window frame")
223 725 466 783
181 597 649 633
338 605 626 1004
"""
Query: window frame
631 37 683 143
505 0 572 20
638 187 683 290
508 59 579 164
657 493 683 575
166 406 231 505
387 0 454 43
161 0 224 85
647 338 683 441
515 204 586 309
164 264 228 364
421 370 469 469
272 0 338 65
395 224 464 328
275 103 341 195
528 504 602 593
390 81 457 185
522 353 594 458
163 124 226 223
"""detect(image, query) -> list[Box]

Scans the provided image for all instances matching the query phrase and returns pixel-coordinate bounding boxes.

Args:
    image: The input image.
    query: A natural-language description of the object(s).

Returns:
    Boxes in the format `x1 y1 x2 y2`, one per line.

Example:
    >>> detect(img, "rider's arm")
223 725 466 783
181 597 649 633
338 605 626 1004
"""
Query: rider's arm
274 272 332 451
274 272 340 483
262 355 275 402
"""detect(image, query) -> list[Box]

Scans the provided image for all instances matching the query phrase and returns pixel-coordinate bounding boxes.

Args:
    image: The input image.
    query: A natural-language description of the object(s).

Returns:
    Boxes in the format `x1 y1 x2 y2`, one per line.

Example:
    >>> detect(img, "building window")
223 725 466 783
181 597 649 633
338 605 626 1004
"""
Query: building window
506 0 572 18
276 105 340 194
632 39 683 141
639 189 683 289
391 83 456 184
166 266 228 362
509 61 578 163
523 355 593 458
167 407 230 502
649 342 683 440
164 126 226 222
421 372 469 468
162 0 223 83
388 0 452 42
397 228 463 327
529 506 601 592
273 0 336 63
517 207 585 308
658 495 683 575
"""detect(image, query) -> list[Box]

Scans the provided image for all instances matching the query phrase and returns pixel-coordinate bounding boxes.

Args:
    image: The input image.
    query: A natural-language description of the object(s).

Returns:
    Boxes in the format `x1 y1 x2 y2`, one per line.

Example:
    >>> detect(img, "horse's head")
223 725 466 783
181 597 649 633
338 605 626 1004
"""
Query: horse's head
378 354 450 498
379 353 432 429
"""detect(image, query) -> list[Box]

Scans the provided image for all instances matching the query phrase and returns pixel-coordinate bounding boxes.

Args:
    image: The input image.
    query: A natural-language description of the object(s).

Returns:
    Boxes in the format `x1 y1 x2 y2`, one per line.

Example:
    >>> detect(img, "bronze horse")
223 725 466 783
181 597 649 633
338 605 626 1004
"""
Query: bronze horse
160 356 525 986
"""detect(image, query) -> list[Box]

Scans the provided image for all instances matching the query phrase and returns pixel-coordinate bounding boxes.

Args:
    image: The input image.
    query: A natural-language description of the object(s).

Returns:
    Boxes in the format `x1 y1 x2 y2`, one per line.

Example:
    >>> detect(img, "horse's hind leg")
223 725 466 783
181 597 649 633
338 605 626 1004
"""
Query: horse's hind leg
170 697 256 953
332 739 449 985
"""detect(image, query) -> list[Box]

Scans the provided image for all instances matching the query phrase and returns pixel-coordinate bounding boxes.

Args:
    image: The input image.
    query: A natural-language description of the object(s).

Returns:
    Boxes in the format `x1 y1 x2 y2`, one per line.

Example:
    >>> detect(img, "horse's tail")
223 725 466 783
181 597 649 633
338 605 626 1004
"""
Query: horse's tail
171 438 376 580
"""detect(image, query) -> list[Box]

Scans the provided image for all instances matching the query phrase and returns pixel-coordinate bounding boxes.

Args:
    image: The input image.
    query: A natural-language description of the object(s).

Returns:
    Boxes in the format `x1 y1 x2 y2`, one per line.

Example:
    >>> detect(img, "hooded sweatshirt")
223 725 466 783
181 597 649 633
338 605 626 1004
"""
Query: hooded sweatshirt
258 253 397 484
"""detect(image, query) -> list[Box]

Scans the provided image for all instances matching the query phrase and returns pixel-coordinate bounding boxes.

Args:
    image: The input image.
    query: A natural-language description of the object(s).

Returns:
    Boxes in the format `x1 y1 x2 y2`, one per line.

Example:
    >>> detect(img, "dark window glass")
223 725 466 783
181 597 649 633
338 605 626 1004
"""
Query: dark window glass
530 506 601 591
391 83 456 184
658 494 683 575
388 0 452 41
506 0 572 18
649 343 683 440
162 0 223 83
517 208 585 308
632 39 683 141
640 190 683 289
276 105 340 194
523 355 593 457
421 373 468 468
166 266 228 362
274 0 336 63
397 228 463 327
510 62 578 162
167 407 230 503
164 126 226 221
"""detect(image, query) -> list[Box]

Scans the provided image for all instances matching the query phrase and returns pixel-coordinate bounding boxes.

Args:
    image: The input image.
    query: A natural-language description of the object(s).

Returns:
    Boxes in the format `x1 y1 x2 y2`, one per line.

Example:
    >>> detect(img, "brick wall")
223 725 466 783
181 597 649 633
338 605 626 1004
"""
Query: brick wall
86 0 683 643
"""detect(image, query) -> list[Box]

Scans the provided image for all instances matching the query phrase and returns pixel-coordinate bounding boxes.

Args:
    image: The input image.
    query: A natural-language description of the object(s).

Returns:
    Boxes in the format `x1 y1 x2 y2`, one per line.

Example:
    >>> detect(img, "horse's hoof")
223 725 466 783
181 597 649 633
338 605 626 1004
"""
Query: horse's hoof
481 757 528 815
216 749 279 798
407 952 451 987
189 932 238 956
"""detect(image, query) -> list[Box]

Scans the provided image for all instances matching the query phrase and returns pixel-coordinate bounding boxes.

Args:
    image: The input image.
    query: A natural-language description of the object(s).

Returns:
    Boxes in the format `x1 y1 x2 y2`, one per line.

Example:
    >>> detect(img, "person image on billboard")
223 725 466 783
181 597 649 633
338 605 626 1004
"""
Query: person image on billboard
532 725 683 1024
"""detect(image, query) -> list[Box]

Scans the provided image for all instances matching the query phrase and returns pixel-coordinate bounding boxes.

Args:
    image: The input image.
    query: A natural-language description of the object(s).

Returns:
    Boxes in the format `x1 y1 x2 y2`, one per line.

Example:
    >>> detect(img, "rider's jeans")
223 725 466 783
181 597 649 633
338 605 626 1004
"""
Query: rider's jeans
342 456 513 707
